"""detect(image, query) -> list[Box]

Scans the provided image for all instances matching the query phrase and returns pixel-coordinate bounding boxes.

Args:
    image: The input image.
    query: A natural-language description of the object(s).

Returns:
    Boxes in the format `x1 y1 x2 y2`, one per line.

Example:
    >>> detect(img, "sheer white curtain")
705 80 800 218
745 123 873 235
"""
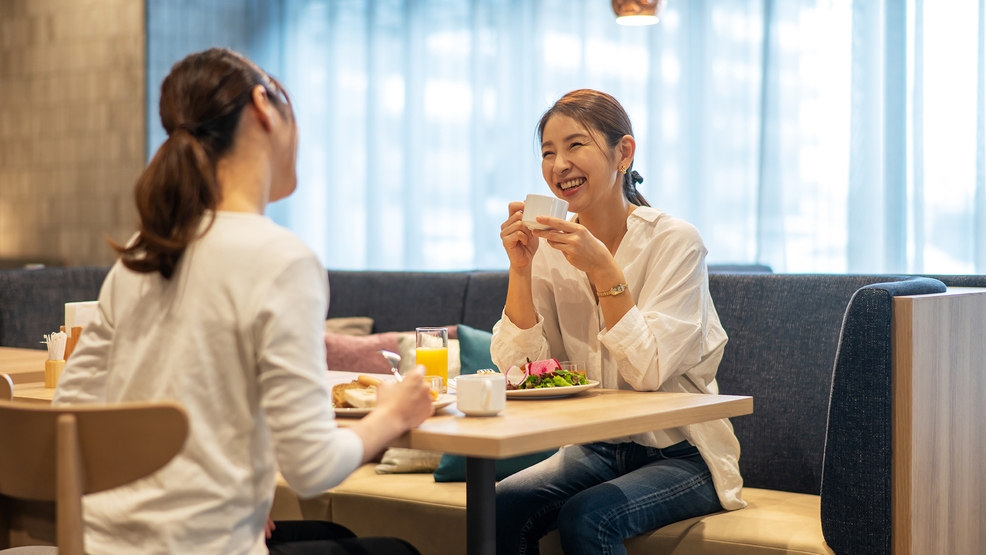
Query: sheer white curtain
147 0 986 273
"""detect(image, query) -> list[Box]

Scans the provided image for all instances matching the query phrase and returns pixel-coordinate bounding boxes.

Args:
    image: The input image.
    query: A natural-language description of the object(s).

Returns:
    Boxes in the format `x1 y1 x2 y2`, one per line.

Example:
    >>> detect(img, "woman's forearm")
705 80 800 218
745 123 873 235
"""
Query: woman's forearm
590 264 634 332
504 266 538 329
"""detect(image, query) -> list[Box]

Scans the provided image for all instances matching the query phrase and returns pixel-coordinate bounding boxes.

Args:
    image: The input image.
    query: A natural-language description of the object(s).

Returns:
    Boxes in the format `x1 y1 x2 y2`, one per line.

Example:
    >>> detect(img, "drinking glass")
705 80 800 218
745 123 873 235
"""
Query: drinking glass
559 360 587 381
426 375 443 399
416 327 448 391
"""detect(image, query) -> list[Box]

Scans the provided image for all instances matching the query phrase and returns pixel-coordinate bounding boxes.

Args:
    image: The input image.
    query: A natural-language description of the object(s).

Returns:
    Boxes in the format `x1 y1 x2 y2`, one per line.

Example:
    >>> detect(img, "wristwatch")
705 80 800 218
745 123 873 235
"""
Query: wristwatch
596 283 628 297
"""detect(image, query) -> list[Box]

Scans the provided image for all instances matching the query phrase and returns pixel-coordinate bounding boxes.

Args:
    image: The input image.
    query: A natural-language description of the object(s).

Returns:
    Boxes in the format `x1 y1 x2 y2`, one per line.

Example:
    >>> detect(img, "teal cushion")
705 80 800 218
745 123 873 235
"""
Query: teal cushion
437 324 556 481
433 450 557 482
457 324 495 374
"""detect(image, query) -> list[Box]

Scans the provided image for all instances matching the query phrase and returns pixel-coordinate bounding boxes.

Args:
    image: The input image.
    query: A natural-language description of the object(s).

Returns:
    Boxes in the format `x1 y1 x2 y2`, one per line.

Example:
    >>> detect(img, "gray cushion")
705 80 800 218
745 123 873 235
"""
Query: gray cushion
708 274 916 495
708 264 773 273
820 277 945 555
462 271 508 332
0 267 110 348
326 271 470 333
921 274 986 288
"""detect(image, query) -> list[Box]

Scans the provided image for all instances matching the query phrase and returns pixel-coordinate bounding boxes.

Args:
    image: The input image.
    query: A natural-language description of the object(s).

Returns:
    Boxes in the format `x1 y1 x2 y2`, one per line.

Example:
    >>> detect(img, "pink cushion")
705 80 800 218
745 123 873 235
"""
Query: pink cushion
325 332 402 374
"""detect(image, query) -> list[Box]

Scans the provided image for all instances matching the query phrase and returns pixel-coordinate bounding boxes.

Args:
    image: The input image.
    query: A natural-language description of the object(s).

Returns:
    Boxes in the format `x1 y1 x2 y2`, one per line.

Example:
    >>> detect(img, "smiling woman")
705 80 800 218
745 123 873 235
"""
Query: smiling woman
491 89 742 555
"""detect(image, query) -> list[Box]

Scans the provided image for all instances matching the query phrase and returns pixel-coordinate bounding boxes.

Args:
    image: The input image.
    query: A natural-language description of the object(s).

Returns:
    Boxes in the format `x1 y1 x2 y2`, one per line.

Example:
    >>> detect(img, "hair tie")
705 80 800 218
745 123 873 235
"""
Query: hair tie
630 170 644 186
173 122 199 136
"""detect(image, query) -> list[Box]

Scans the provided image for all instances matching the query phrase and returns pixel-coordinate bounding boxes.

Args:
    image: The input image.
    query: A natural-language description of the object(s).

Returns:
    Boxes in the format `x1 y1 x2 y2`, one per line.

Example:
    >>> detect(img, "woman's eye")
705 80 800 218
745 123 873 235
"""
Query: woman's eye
541 151 554 159
570 142 583 149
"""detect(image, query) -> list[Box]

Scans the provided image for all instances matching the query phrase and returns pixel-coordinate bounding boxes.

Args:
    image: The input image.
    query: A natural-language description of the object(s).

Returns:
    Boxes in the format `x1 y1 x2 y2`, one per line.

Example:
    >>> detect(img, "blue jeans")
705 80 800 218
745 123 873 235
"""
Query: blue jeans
495 441 723 555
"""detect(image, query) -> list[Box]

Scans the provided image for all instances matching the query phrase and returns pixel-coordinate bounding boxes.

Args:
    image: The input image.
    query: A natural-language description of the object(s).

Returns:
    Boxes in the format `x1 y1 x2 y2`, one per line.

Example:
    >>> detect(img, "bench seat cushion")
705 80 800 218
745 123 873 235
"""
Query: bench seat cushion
273 473 333 522
328 465 466 555
542 487 833 555
272 465 833 555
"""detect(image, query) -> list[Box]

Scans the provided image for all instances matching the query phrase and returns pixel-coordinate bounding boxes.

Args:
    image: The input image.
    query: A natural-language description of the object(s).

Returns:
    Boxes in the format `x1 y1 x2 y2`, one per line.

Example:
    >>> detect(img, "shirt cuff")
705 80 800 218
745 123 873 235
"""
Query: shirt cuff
290 426 364 499
598 305 647 357
496 309 546 354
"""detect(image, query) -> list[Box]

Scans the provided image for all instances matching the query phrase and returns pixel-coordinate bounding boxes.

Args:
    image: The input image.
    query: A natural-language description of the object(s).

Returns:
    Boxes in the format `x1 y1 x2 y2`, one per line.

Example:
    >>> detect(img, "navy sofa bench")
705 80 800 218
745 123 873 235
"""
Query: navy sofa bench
1 266 980 555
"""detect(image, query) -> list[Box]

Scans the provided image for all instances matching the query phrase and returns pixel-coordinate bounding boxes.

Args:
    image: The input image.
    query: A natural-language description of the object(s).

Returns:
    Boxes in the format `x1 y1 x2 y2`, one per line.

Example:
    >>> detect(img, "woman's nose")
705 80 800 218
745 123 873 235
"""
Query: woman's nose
552 152 572 175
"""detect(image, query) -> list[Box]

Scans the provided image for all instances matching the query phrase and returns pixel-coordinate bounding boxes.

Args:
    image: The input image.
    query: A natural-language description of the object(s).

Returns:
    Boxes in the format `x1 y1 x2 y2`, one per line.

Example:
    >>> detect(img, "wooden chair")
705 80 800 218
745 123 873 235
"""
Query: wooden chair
0 375 11 402
0 401 188 554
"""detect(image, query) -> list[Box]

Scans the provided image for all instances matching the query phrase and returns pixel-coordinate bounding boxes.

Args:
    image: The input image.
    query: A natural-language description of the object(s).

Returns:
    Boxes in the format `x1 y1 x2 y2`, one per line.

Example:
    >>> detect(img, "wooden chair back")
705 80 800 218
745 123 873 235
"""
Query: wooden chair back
0 375 11 402
0 401 188 555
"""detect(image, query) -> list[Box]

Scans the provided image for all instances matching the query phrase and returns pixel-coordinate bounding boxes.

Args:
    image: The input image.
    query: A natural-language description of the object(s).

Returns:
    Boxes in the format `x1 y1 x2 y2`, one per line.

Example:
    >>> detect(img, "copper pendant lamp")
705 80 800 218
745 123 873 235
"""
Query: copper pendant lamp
612 0 666 26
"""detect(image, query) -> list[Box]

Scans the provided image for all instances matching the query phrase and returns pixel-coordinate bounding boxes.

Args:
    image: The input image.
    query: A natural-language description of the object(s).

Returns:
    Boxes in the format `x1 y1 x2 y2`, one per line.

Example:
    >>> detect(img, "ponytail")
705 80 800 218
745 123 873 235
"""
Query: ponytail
114 127 219 279
110 48 290 278
623 168 649 207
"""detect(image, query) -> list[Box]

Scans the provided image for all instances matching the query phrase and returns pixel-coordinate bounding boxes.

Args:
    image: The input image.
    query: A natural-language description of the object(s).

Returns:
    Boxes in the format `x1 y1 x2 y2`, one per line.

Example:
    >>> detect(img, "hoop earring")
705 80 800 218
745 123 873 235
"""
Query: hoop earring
619 165 628 175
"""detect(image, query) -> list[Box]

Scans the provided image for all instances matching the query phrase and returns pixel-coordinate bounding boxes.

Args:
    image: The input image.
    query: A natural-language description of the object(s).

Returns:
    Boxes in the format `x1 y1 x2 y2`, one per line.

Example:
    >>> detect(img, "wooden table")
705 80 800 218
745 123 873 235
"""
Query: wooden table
394 387 753 555
8 381 54 404
0 347 47 385
0 362 753 555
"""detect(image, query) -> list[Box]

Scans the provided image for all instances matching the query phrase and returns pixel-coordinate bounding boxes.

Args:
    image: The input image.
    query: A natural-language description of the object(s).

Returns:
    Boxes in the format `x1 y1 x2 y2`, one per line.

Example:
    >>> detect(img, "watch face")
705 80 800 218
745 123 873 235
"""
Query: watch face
599 283 627 296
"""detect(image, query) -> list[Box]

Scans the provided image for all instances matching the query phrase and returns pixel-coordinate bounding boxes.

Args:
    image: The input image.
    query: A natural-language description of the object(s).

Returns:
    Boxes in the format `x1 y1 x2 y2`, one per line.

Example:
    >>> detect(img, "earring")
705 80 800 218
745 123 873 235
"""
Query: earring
619 165 628 175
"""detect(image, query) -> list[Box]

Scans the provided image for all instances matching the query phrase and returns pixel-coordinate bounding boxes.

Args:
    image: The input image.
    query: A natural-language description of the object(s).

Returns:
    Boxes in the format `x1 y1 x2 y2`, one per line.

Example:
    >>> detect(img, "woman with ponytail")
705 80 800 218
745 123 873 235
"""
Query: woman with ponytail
492 89 744 555
53 48 430 555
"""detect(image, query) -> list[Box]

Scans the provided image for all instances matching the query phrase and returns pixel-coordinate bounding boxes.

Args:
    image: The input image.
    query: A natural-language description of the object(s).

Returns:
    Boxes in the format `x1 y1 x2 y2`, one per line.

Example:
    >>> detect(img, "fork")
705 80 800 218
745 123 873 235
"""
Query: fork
379 350 403 382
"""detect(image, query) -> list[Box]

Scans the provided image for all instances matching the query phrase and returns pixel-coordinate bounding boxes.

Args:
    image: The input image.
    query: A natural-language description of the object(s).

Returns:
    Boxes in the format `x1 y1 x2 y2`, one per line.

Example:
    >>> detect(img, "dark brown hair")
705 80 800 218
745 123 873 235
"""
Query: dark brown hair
112 48 291 279
536 89 649 207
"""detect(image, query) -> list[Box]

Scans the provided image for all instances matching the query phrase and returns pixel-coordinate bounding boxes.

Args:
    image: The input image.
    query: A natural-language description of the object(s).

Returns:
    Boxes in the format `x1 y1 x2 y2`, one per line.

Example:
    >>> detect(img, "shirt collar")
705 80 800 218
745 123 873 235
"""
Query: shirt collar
628 205 660 224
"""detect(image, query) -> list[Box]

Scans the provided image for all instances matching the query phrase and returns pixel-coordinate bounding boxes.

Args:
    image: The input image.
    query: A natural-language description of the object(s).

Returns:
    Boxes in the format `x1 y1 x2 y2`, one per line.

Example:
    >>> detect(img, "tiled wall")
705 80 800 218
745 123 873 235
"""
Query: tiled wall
0 0 146 267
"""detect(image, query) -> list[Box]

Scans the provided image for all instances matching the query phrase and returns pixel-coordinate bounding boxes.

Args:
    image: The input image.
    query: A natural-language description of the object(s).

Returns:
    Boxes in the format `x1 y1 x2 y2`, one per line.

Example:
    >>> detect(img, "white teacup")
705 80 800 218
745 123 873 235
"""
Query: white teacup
455 374 506 417
522 194 569 230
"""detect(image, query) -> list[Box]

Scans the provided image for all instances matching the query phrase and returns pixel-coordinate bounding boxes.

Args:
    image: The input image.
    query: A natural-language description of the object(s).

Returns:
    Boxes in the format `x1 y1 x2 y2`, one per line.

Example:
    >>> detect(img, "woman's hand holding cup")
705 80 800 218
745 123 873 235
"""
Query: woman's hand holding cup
500 201 539 270
500 195 569 270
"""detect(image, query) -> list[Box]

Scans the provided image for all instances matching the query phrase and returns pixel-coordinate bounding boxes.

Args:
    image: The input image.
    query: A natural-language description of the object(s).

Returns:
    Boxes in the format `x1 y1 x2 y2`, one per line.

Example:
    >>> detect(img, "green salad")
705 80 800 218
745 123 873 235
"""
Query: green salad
518 369 588 389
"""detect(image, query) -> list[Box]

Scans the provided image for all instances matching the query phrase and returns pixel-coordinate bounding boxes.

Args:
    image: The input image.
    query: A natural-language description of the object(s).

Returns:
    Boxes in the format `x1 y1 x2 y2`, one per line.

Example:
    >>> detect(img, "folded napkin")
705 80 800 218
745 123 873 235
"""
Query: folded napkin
375 448 443 474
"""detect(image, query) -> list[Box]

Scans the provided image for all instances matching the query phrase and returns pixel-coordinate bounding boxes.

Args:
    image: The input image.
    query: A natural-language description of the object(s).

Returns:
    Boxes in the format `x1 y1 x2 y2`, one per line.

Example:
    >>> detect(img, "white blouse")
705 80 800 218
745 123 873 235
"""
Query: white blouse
491 206 745 510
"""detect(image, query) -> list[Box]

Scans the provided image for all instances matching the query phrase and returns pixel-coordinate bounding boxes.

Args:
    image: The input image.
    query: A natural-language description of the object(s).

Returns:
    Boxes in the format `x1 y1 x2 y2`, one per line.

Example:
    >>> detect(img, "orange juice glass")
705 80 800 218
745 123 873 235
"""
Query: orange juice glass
415 327 448 390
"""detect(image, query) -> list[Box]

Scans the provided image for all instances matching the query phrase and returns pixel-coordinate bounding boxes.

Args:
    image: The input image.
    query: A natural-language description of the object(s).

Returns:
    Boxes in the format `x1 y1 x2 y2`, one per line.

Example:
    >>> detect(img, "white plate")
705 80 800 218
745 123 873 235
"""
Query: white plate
334 394 456 418
505 380 599 399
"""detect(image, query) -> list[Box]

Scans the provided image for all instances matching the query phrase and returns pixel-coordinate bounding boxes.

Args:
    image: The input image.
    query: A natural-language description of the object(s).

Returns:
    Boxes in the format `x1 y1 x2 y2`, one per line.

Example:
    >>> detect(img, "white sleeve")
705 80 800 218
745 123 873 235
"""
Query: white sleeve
490 251 562 370
599 224 713 391
52 267 118 406
253 255 363 498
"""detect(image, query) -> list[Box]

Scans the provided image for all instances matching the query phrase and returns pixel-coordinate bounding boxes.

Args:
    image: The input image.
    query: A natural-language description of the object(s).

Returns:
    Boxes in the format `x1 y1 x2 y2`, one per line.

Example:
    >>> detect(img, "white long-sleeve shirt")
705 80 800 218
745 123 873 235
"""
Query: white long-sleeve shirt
491 206 745 510
53 211 363 555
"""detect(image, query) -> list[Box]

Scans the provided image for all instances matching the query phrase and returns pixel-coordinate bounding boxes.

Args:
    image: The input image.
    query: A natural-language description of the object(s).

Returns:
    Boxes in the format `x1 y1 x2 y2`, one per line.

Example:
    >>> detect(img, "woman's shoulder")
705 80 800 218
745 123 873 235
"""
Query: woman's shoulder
204 212 321 269
630 206 704 245
215 211 307 245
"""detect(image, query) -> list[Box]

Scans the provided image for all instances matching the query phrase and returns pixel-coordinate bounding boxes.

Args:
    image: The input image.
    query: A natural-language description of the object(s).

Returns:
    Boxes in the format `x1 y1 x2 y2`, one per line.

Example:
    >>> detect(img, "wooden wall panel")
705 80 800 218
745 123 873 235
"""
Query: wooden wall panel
892 287 986 555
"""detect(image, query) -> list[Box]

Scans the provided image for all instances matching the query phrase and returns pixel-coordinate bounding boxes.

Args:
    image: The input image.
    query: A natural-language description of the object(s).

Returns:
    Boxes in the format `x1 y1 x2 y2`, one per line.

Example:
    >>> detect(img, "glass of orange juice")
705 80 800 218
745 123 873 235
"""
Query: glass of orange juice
415 327 448 392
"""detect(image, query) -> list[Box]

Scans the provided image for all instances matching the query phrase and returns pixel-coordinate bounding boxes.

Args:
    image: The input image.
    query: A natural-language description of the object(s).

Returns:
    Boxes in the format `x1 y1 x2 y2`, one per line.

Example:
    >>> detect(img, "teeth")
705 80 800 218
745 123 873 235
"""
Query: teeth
560 178 585 190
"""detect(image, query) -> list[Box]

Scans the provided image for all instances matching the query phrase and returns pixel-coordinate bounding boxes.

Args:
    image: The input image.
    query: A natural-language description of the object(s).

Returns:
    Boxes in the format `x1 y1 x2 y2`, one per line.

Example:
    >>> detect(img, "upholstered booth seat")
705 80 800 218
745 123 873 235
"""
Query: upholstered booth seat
274 466 467 555
545 488 832 555
8 267 983 554
272 467 833 555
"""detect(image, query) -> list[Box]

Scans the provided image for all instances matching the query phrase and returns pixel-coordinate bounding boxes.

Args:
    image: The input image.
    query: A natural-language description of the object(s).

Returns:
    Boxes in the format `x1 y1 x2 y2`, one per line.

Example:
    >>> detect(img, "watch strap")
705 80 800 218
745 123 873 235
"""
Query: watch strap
596 283 628 297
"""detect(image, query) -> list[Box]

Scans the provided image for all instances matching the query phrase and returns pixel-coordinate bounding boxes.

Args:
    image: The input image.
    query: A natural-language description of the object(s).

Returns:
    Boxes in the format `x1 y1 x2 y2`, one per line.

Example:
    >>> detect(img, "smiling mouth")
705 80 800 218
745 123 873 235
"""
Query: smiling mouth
559 177 586 191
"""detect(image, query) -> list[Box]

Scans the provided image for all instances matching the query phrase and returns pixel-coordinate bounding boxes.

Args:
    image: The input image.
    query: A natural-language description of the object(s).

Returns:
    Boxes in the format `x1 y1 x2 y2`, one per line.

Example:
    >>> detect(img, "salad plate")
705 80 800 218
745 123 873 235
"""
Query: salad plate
506 380 599 399
335 394 456 418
